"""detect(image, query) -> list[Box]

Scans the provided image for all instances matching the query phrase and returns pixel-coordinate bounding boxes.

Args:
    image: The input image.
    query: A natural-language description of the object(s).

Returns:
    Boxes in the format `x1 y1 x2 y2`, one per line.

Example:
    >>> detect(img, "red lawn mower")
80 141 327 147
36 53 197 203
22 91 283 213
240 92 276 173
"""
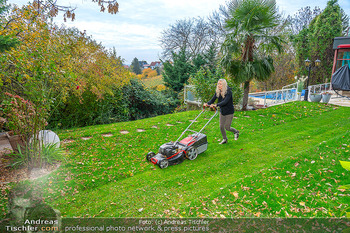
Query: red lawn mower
146 106 217 169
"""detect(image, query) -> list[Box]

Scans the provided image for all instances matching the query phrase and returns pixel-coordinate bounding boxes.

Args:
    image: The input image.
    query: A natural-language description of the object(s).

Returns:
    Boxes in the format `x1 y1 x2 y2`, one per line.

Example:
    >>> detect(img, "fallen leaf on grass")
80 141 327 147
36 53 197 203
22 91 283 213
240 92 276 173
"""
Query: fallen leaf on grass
212 198 219 205
254 212 261 217
231 191 239 198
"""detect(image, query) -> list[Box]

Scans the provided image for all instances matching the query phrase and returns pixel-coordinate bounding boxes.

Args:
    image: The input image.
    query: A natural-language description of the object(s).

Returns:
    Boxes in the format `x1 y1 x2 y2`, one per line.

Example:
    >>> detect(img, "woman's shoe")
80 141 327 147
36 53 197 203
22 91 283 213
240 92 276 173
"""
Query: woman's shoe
219 139 227 144
234 131 239 140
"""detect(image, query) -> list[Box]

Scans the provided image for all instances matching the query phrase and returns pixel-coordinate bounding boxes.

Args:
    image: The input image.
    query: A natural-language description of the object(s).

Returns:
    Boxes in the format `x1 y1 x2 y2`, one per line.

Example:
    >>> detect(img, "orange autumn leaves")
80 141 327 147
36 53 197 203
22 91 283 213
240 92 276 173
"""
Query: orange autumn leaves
0 3 130 104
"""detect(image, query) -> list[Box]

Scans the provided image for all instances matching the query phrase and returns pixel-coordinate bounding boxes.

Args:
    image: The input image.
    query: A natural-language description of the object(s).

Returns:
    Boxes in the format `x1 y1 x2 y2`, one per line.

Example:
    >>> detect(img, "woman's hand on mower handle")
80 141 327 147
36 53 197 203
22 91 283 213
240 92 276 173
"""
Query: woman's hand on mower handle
203 103 217 110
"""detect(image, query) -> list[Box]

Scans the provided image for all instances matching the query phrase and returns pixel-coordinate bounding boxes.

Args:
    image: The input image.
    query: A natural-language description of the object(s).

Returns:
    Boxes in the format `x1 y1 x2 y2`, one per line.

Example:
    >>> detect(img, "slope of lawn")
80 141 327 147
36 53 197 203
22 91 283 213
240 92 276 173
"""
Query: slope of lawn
1 101 349 218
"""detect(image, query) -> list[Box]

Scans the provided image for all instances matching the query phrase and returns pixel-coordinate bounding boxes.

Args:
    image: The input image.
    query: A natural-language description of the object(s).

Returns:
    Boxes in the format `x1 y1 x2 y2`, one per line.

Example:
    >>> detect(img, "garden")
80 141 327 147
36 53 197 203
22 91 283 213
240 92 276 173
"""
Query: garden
0 0 350 231
1 101 349 219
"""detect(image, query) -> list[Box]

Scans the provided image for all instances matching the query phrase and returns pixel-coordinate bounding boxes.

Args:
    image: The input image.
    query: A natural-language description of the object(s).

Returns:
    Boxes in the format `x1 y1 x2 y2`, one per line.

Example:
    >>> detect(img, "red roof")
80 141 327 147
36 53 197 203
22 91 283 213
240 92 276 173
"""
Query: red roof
337 44 350 49
150 61 161 66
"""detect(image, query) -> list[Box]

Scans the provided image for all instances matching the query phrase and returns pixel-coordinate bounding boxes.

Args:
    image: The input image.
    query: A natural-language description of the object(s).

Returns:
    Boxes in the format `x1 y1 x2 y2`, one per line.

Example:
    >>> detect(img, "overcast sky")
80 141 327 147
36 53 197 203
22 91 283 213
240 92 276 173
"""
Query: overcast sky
9 0 350 64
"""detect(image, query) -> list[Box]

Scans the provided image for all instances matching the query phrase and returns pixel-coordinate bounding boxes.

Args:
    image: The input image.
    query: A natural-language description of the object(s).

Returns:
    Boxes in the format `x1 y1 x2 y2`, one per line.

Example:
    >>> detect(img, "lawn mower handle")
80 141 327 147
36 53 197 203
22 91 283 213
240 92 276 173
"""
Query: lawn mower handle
203 105 217 111
174 106 218 145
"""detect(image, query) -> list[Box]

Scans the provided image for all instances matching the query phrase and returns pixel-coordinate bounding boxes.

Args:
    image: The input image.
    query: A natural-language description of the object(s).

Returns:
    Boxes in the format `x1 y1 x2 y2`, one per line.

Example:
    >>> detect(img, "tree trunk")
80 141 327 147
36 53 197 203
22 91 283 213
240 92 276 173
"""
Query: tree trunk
242 81 250 111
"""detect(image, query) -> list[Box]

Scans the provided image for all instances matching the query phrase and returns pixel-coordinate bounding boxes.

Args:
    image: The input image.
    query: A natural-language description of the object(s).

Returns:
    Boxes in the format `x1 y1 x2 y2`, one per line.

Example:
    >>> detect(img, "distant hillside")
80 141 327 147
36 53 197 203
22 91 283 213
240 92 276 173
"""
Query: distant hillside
141 75 164 89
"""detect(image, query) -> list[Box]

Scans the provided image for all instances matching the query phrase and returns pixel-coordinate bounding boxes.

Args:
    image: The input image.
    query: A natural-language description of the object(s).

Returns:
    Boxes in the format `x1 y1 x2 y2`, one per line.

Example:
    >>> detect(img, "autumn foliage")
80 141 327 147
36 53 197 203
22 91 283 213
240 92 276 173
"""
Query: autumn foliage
140 68 158 79
0 4 131 127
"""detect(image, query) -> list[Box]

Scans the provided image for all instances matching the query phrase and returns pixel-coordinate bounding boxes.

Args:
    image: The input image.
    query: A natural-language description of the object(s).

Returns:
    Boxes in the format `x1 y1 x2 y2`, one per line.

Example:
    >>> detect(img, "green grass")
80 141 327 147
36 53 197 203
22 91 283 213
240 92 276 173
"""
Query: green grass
1 102 349 218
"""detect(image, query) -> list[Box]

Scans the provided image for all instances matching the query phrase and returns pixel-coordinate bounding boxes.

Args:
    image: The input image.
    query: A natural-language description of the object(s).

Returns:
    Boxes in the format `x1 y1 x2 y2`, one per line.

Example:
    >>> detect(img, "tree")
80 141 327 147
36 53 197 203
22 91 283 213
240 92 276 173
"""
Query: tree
0 3 130 126
220 0 285 110
162 49 194 92
160 17 218 60
141 68 157 79
309 0 345 84
286 6 321 35
0 0 19 52
28 0 119 21
131 57 142 75
293 0 348 85
188 66 243 106
257 42 296 91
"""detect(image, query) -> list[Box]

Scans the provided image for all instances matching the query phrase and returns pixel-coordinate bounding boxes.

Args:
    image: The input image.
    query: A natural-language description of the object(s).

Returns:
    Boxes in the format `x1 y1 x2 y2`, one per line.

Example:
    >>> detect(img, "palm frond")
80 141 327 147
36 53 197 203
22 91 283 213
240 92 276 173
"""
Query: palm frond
220 0 284 84
225 0 279 34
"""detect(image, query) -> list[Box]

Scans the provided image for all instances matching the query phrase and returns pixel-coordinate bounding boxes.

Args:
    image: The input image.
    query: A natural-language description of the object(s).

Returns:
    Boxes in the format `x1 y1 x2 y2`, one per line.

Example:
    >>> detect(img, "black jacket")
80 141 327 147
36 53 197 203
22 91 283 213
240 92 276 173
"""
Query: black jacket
207 87 234 115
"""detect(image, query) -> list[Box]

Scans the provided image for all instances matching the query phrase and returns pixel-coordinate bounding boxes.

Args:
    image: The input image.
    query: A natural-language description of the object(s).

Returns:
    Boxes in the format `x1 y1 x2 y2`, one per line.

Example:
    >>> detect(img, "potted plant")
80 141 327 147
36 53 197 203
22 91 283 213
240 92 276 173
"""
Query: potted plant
309 93 322 102
321 91 332 104
297 80 304 101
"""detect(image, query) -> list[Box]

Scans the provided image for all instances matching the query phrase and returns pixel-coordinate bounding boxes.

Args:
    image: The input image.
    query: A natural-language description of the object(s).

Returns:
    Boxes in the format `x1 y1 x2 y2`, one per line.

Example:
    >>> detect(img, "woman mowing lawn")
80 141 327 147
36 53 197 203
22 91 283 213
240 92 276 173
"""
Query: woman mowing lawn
203 79 239 144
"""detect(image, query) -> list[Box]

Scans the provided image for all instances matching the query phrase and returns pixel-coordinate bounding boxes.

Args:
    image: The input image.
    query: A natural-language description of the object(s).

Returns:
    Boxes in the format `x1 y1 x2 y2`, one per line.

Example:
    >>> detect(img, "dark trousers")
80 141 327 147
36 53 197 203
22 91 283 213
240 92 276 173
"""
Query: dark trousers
219 113 238 140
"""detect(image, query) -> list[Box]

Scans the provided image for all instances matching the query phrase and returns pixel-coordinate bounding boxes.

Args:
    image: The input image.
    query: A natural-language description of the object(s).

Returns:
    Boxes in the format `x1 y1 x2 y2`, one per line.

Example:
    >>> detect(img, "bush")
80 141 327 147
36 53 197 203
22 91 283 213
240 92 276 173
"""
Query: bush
48 88 128 129
48 80 178 128
188 67 243 106
0 93 48 142
122 79 178 120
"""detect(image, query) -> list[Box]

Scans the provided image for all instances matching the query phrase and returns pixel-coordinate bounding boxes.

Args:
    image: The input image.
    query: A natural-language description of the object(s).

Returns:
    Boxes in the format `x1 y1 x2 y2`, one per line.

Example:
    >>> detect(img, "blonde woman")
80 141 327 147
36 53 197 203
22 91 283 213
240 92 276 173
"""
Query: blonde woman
203 79 239 144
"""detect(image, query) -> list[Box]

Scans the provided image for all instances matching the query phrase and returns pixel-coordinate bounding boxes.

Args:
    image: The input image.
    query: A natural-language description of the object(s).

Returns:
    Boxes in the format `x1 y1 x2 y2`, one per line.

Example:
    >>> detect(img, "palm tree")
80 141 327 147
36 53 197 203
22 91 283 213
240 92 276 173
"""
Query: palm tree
220 0 285 110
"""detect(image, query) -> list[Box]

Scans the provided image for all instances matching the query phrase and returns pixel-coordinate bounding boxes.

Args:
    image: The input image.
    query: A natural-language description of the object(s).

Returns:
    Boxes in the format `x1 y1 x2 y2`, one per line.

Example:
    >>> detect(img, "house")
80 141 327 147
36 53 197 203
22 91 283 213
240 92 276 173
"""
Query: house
143 64 151 69
150 61 162 70
139 60 148 69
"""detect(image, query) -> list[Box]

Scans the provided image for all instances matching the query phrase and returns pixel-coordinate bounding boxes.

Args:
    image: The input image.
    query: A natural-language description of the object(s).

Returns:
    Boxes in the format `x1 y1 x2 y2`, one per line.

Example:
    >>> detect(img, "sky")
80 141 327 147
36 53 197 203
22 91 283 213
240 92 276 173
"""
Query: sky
8 0 350 65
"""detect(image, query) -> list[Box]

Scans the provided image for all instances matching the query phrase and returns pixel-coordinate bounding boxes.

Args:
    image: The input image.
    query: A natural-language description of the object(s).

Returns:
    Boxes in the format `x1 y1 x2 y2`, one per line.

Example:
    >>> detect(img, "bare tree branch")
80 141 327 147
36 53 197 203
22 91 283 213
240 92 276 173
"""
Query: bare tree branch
160 17 219 60
31 0 119 21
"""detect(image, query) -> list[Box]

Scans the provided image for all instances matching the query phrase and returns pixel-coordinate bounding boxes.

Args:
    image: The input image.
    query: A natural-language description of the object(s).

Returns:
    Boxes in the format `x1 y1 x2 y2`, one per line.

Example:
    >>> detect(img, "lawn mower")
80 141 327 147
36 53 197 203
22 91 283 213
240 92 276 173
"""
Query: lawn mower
146 106 217 169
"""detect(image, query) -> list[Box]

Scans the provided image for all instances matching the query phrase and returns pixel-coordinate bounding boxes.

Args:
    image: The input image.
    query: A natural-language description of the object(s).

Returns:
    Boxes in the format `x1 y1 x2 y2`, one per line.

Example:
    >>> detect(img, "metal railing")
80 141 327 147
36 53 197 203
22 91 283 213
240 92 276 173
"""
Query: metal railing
282 82 298 90
249 88 298 107
184 85 202 106
186 82 340 109
308 82 333 94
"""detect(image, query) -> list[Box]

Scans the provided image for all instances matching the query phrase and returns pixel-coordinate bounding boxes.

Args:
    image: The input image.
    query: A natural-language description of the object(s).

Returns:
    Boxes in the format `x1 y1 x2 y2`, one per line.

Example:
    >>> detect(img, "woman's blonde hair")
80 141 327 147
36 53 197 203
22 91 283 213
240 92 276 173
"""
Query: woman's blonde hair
216 79 228 98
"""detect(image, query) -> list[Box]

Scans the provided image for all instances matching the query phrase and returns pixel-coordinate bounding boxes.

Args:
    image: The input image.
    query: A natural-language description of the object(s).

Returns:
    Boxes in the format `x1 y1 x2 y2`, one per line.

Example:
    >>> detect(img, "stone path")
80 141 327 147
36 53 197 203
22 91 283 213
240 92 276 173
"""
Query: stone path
1 121 188 155
102 133 113 137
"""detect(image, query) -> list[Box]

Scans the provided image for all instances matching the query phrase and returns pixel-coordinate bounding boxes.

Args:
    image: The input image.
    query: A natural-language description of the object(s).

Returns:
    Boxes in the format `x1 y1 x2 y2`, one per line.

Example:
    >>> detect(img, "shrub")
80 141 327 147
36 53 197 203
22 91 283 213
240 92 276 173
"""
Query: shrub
188 67 243 106
0 93 48 142
122 79 178 120
48 88 128 129
48 80 178 128
0 93 66 169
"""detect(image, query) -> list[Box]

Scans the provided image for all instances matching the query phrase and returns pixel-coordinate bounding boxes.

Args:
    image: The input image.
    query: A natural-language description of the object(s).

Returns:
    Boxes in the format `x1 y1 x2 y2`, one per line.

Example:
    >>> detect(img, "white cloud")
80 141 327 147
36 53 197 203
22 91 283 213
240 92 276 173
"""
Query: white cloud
8 0 350 64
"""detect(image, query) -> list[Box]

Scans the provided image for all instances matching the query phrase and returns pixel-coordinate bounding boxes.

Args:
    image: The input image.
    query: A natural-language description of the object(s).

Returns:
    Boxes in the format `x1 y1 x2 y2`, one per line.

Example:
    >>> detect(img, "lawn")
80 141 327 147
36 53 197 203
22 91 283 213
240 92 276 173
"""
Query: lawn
1 101 349 219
